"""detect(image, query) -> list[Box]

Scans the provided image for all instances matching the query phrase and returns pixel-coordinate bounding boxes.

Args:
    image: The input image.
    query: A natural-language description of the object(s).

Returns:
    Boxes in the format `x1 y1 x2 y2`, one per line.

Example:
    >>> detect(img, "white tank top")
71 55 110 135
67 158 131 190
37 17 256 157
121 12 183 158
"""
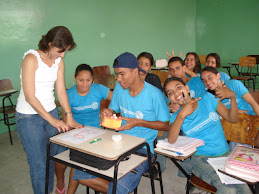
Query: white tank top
16 49 61 114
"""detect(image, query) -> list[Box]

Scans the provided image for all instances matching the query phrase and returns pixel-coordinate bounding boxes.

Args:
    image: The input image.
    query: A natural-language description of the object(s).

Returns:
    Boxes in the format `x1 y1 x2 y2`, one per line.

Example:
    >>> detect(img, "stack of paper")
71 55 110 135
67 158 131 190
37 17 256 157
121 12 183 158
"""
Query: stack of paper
156 136 204 156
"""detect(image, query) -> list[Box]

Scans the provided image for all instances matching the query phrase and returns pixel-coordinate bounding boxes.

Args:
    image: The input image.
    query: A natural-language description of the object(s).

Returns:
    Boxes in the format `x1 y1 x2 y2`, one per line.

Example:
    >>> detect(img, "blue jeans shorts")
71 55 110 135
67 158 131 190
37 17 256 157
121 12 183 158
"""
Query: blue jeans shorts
16 108 61 194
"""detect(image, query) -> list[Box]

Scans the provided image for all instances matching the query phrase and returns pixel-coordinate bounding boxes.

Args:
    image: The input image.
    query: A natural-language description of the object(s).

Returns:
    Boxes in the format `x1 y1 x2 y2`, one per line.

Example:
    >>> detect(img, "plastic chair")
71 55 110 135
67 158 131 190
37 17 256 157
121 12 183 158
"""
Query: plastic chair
231 57 257 91
0 79 16 145
220 114 259 193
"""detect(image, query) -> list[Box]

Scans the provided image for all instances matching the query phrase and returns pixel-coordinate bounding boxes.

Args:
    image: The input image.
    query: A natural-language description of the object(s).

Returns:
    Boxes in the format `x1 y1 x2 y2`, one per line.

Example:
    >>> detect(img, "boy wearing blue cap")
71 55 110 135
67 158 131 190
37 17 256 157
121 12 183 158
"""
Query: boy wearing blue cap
67 52 170 194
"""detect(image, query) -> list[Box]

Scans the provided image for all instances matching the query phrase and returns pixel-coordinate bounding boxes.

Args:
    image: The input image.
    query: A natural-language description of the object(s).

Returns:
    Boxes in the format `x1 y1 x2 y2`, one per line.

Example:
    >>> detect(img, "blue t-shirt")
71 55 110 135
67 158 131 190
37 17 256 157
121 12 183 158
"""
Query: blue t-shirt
67 84 109 128
221 80 255 115
187 77 206 98
169 92 229 156
219 72 230 82
109 82 170 153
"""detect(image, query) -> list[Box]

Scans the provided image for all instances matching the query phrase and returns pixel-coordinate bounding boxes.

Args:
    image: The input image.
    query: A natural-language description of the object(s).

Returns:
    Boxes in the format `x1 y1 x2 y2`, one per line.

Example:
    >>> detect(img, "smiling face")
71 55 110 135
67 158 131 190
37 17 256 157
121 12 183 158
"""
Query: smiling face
165 80 190 105
138 57 152 75
185 54 196 71
200 71 221 90
205 56 217 68
75 70 93 95
114 67 137 89
168 61 185 78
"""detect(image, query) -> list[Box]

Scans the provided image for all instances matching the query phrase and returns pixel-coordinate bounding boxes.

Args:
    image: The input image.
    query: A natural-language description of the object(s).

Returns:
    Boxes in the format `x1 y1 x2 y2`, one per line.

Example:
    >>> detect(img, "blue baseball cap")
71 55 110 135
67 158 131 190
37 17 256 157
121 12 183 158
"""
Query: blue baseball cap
113 52 146 73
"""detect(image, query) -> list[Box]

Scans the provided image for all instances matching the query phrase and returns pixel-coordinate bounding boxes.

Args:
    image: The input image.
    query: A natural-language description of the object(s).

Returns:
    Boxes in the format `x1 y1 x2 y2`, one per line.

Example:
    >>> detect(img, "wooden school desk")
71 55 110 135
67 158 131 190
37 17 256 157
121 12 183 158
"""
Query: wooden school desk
218 169 258 194
155 148 217 194
45 126 155 194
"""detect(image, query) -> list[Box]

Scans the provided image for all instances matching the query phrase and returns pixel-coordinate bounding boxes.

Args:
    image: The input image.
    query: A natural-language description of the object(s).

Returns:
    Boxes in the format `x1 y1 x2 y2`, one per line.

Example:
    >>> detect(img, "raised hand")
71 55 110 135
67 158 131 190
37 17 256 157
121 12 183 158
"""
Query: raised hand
179 97 201 118
169 102 180 113
215 84 235 102
165 50 183 60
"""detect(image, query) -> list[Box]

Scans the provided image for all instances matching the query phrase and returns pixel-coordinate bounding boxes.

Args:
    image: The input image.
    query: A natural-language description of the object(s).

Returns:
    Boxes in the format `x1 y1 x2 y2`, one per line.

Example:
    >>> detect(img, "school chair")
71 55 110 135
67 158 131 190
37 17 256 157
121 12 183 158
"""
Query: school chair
198 55 207 65
0 79 17 145
93 65 111 76
247 55 259 82
220 113 259 193
150 70 169 87
133 139 164 194
231 56 257 91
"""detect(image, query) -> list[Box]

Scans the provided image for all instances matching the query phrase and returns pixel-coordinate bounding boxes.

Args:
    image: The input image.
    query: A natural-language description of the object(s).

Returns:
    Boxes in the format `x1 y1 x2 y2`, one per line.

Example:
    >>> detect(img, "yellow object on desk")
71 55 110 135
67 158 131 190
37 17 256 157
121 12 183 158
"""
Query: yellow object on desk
102 116 122 129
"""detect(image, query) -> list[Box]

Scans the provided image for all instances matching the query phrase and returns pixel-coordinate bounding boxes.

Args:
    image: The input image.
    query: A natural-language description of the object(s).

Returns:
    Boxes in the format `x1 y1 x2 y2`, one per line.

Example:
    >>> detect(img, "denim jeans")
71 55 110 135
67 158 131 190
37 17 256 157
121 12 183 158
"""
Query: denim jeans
73 148 153 194
178 151 251 194
16 109 59 194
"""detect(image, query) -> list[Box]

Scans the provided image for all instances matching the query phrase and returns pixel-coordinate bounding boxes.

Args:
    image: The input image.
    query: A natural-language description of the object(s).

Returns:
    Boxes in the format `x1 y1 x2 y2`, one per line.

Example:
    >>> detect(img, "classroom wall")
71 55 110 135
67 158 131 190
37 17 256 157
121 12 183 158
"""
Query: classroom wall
0 0 196 133
196 0 259 77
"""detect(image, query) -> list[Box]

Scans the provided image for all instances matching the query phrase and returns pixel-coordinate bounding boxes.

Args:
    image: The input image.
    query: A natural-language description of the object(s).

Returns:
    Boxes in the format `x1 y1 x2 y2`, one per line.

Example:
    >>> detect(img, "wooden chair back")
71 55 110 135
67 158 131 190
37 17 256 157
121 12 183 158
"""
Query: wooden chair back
198 55 207 64
247 55 259 64
0 79 13 91
239 56 256 68
150 70 168 86
94 74 116 90
221 114 259 146
93 66 111 76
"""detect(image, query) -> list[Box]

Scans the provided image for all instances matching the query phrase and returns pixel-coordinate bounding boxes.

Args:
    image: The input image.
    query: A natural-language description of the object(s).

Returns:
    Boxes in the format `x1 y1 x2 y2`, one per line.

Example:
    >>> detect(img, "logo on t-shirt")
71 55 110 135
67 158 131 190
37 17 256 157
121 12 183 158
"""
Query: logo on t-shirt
73 102 98 111
186 112 219 135
120 106 144 119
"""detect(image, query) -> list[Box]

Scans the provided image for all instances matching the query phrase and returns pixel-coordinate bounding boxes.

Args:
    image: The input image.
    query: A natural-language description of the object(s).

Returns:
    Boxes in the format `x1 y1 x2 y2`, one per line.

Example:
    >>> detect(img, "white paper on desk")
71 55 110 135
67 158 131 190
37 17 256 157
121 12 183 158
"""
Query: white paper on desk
57 126 105 144
207 157 245 185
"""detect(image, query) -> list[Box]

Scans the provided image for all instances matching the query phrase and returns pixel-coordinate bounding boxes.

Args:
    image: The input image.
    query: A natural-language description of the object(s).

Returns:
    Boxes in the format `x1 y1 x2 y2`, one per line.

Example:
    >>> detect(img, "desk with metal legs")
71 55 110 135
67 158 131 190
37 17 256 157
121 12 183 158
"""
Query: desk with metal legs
218 169 258 194
45 126 155 194
155 148 217 194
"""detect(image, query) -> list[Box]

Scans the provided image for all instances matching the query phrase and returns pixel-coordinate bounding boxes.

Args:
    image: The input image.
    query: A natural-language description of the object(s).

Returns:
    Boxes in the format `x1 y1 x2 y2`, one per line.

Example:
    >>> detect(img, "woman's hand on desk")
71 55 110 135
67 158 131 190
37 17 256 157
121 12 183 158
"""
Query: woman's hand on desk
49 118 70 133
115 117 139 131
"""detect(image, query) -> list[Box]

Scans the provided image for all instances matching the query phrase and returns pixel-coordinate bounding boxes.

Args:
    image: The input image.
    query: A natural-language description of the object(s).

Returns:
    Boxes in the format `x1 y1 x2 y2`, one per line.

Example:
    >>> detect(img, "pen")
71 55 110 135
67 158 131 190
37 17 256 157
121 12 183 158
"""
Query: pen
162 148 183 155
89 138 102 144
182 92 187 104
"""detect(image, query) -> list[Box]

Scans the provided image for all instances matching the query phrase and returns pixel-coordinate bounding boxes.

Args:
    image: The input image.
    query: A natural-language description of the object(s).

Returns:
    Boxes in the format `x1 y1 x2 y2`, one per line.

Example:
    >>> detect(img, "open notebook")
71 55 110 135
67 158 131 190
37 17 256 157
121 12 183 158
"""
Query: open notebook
156 136 204 156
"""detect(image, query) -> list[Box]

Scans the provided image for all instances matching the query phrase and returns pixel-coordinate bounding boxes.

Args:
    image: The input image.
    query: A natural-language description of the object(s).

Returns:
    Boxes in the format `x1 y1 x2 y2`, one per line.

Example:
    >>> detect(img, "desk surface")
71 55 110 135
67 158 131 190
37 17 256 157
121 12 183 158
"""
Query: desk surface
55 150 147 180
50 126 146 160
0 89 17 97
155 147 195 160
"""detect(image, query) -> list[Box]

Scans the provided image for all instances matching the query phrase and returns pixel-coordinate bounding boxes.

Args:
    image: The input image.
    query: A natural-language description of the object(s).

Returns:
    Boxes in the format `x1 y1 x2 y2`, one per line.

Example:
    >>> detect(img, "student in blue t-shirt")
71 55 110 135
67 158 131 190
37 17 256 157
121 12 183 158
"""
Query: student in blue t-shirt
184 52 202 77
55 64 112 193
164 76 251 193
168 57 206 98
137 52 163 92
68 52 170 194
200 66 259 151
205 53 230 81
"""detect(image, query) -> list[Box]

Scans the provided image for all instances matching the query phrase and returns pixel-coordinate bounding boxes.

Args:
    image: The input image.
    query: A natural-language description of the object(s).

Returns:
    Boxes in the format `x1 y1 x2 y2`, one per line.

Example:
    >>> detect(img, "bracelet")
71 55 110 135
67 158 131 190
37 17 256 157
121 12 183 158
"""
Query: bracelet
65 111 72 116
